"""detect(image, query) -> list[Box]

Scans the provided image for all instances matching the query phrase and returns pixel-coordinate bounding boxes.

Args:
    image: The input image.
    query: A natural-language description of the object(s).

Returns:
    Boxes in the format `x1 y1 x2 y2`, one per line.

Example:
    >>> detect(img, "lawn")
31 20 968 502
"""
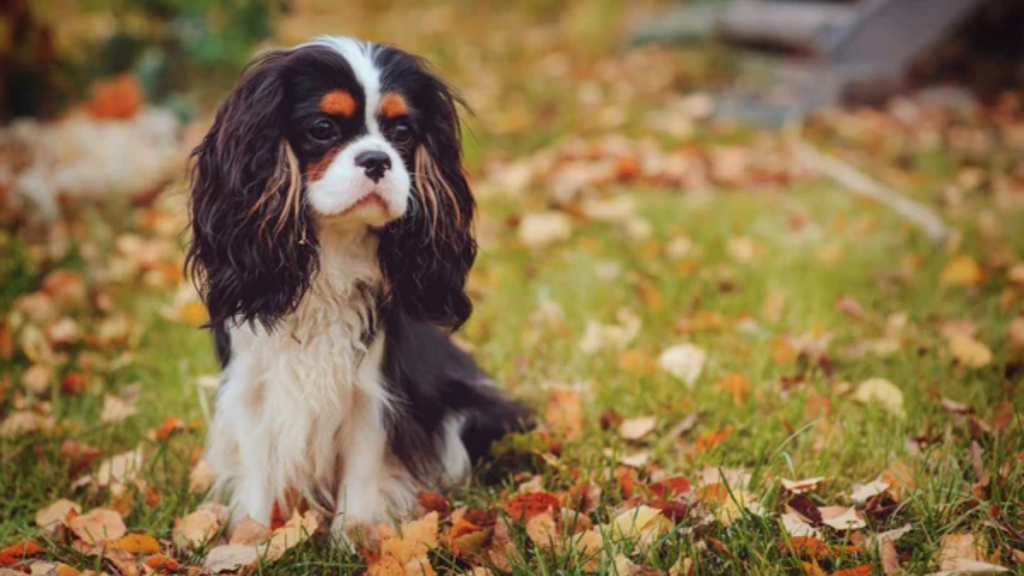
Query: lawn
1 1 1022 575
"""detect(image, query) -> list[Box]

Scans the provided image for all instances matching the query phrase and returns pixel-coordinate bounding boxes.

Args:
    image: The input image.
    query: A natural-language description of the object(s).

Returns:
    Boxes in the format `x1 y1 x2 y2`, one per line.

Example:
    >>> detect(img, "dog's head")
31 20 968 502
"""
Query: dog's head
186 37 475 332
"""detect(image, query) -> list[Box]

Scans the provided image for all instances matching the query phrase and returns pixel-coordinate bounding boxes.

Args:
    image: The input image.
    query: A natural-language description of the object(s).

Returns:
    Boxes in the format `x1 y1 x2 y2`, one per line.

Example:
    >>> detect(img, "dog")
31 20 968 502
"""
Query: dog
185 36 530 530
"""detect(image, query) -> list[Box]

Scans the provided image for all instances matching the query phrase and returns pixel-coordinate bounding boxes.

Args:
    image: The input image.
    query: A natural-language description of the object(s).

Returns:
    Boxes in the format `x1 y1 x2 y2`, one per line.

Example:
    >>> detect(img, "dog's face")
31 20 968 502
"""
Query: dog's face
187 38 476 332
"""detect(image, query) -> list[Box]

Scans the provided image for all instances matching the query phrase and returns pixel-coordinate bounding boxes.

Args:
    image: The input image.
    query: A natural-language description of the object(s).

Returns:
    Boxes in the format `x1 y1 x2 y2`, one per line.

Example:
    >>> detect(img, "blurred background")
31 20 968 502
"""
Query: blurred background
2 1 1024 564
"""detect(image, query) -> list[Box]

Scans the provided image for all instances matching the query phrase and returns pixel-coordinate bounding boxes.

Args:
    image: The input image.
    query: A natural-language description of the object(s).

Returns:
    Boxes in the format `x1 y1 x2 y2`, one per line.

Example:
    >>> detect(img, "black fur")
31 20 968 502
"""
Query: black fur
380 309 532 479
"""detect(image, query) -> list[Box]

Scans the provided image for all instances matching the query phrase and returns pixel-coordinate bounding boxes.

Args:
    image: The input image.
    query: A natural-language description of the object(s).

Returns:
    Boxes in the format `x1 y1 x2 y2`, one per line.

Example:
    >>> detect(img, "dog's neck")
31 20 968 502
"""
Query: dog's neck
308 225 382 302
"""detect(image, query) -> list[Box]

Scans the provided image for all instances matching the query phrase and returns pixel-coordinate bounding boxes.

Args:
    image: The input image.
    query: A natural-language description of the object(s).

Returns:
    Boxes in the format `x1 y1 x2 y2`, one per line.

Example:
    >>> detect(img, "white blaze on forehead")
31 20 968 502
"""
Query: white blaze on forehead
305 36 383 135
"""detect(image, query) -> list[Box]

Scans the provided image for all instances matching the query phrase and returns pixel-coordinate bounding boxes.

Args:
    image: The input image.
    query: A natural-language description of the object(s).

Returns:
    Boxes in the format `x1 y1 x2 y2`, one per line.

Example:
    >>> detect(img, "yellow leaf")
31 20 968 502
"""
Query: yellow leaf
852 378 905 417
940 254 982 287
948 336 993 368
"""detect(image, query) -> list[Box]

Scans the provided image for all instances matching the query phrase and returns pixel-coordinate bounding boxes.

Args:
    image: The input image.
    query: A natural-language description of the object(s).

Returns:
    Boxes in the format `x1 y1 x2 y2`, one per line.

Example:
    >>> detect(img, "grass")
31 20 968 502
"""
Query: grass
2 1 1023 575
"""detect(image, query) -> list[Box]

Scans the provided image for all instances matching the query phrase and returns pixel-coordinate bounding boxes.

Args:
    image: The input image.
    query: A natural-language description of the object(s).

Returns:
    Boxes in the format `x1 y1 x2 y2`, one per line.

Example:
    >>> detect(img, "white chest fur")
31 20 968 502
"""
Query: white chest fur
205 228 410 526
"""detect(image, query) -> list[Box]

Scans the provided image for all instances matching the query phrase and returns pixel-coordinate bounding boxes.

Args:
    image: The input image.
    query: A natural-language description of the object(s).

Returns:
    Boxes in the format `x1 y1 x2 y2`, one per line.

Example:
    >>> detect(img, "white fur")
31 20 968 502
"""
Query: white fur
305 134 410 225
305 36 382 134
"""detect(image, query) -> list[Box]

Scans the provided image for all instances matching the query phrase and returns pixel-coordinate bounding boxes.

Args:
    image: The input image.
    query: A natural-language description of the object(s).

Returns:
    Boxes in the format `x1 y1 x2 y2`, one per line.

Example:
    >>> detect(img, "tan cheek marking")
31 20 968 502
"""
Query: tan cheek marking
306 147 342 182
320 90 356 117
379 92 409 119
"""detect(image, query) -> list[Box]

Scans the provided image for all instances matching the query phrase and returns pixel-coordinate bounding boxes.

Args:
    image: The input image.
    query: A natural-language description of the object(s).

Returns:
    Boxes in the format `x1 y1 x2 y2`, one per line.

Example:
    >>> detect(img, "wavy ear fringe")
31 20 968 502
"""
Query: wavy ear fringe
185 51 319 332
379 80 476 332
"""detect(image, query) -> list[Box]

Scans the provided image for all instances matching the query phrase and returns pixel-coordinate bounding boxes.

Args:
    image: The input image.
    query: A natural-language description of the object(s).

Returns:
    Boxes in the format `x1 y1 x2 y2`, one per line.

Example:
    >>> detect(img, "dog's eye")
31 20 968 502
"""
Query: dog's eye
309 119 337 142
390 121 413 144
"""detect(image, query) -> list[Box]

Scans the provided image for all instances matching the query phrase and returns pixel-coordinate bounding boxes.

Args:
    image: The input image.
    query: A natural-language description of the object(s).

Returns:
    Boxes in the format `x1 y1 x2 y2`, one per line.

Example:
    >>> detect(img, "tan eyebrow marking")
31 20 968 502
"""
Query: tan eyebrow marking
379 92 409 119
319 90 356 117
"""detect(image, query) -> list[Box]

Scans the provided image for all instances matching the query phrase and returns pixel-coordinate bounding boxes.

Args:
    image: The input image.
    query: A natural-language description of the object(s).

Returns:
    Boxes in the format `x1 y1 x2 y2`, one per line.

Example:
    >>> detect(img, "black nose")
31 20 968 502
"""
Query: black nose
355 150 392 183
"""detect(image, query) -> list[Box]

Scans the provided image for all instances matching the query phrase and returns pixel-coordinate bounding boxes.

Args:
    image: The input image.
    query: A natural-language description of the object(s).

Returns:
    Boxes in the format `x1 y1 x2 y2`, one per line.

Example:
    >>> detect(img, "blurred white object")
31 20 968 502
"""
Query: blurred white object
2 107 182 218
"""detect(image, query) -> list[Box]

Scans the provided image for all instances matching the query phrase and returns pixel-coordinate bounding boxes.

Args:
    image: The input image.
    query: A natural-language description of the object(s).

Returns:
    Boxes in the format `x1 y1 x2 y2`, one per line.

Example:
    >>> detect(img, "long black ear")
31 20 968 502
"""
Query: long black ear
185 51 318 331
379 72 476 332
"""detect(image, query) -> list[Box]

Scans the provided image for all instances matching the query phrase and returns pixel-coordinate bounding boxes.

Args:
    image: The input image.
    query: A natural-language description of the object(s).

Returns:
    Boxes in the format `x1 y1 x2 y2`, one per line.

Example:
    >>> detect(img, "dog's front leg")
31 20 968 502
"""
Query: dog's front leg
332 405 389 531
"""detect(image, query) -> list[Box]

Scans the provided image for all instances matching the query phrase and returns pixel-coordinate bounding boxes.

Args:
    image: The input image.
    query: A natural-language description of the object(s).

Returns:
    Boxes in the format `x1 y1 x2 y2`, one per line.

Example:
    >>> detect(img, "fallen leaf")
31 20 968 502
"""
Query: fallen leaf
579 310 641 354
853 378 905 417
0 540 44 566
831 566 871 576
940 255 982 287
879 535 902 575
694 427 733 451
112 534 160 554
189 459 216 494
611 506 673 549
525 513 558 549
937 534 985 570
781 512 821 538
0 411 55 437
416 491 451 517
69 509 127 545
1008 317 1024 352
926 559 1009 575
35 499 81 533
173 509 221 550
503 492 558 521
265 510 320 557
948 336 993 368
229 518 271 546
518 212 572 248
820 506 866 531
100 393 137 425
648 476 692 499
850 480 890 505
657 343 706 386
95 446 144 487
145 554 179 572
618 416 657 441
546 389 584 441
715 373 750 403
203 544 259 573
369 511 439 576
21 365 53 395
781 477 825 494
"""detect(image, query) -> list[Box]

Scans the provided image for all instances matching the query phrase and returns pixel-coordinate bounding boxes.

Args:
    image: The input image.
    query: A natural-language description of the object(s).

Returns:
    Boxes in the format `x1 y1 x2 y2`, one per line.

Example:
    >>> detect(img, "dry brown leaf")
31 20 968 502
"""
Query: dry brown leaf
35 499 81 533
546 389 584 442
203 544 259 573
819 506 866 531
230 517 271 546
100 394 137 425
69 508 127 545
948 336 993 368
525 513 558 549
21 365 53 395
618 416 657 441
781 477 825 494
265 510 321 558
173 509 221 550
95 446 144 487
189 458 216 494
611 506 673 549
850 479 890 505
518 212 572 248
715 373 751 403
657 343 706 386
880 536 902 575
1008 317 1024 352
369 512 439 576
0 411 55 437
853 378 905 417
937 534 985 570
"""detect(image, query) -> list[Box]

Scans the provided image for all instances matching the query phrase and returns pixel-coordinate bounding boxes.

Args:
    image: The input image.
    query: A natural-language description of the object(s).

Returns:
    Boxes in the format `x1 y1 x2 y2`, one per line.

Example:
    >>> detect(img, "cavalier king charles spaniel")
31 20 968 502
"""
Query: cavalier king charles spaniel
186 36 530 531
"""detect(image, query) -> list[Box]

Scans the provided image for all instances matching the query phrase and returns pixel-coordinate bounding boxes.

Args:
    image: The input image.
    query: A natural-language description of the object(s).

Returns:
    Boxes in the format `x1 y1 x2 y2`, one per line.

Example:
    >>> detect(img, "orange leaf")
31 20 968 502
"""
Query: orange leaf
144 554 180 572
502 492 559 521
416 491 451 516
615 466 639 499
648 476 692 499
545 389 584 441
113 534 161 554
715 373 750 403
694 427 733 451
155 417 185 442
0 540 44 566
